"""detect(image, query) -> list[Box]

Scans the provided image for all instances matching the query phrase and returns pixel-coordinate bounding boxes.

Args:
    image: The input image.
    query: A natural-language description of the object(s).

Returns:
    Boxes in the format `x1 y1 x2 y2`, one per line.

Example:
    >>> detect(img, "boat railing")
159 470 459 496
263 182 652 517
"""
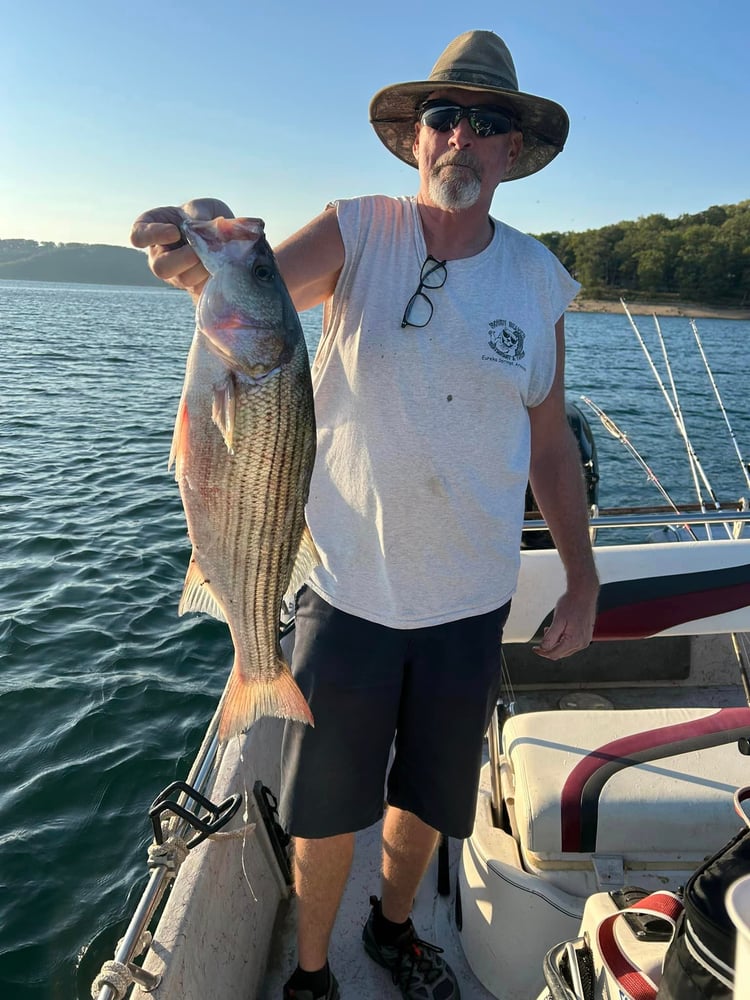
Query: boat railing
523 502 750 536
93 710 223 1000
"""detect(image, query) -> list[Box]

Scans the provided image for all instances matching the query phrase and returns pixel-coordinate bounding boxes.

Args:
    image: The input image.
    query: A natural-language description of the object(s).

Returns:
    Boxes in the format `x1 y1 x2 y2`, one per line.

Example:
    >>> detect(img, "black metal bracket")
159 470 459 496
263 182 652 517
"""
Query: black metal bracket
148 781 242 849
253 781 293 886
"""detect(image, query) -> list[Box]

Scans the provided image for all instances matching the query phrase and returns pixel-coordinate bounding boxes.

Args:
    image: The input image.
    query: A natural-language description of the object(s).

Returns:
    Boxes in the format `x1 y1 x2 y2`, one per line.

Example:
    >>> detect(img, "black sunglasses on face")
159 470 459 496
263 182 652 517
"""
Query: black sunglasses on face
419 100 518 138
401 256 448 329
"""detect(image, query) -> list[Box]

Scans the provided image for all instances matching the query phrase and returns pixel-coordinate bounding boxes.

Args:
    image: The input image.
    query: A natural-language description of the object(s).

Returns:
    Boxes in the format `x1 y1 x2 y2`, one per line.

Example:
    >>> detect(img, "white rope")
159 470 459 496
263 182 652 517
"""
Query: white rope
147 834 190 875
91 960 132 1000
147 824 257 876
209 822 256 840
116 930 152 960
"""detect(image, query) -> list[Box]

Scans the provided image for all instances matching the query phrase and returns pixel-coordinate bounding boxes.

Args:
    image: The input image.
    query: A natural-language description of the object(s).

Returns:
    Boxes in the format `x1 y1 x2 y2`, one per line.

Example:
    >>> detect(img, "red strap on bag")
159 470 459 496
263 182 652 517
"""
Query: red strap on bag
596 784 750 1000
596 891 684 1000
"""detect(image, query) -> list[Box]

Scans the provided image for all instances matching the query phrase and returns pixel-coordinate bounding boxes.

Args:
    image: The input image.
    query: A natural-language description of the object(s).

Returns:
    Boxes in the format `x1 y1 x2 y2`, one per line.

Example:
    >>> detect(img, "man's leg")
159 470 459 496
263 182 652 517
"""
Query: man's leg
362 805 458 998
380 806 439 922
294 833 355 970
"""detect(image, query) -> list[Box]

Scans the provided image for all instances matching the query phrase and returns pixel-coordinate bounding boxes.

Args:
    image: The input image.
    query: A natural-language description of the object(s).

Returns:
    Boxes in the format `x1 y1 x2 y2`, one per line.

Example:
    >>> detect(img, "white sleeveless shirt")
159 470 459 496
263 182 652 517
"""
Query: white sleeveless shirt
305 195 580 628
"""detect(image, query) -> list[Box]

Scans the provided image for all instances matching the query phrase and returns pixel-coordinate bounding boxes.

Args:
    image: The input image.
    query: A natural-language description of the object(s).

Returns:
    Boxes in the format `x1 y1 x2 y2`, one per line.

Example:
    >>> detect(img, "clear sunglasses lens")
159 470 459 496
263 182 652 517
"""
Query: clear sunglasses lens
405 293 433 327
421 261 447 289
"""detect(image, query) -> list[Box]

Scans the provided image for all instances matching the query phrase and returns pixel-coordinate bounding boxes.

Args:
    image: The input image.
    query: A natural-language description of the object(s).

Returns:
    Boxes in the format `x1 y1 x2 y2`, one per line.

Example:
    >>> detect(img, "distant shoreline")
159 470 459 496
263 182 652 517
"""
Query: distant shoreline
569 297 750 321
2 274 748 321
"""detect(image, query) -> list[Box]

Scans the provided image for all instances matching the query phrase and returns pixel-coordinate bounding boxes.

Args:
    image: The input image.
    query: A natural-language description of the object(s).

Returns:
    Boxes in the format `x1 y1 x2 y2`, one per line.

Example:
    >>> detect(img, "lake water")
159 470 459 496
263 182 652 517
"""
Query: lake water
1 278 749 999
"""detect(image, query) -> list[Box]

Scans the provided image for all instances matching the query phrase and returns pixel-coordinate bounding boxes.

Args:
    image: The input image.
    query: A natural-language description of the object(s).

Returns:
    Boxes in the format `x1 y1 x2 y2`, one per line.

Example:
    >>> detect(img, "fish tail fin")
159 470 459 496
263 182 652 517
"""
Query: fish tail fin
217 659 314 742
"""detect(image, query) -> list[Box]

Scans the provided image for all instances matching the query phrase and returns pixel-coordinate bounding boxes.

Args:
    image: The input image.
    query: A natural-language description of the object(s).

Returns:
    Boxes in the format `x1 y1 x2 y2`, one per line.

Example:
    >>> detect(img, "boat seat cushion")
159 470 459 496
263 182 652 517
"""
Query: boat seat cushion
502 707 750 862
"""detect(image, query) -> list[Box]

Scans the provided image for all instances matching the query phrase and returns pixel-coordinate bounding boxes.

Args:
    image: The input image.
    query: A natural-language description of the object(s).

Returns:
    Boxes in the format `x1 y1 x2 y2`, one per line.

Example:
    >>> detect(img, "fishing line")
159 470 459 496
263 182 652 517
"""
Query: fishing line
690 318 750 492
621 305 750 706
621 301 729 537
652 315 716 536
237 736 259 903
580 395 698 539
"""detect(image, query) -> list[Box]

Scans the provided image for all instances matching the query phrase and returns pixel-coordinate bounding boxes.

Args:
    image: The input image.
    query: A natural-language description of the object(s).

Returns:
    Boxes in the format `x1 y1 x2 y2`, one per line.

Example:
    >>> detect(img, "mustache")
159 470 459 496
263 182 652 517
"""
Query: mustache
432 151 483 177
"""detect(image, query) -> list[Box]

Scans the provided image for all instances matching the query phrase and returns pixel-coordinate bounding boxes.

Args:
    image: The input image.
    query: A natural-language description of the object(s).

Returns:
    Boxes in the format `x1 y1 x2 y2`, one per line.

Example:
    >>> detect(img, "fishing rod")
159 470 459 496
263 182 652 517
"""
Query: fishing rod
620 303 750 706
580 395 699 540
620 300 730 537
651 314 714 536
690 318 750 492
685 318 750 703
621 302 717 502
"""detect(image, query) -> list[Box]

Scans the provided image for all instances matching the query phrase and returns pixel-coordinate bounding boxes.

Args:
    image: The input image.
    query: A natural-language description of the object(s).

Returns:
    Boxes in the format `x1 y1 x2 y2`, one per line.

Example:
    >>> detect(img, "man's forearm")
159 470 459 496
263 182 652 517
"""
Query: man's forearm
528 429 599 592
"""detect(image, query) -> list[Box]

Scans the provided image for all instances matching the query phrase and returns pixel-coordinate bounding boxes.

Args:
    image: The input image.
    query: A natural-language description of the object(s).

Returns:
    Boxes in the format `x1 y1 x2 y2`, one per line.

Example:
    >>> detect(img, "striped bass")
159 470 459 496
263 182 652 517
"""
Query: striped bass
170 217 317 741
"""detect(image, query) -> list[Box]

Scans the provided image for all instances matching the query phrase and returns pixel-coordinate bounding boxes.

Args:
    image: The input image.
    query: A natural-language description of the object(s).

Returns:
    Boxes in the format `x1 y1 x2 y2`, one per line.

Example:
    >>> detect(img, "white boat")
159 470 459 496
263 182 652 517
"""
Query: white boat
91 310 750 1000
89 507 750 1000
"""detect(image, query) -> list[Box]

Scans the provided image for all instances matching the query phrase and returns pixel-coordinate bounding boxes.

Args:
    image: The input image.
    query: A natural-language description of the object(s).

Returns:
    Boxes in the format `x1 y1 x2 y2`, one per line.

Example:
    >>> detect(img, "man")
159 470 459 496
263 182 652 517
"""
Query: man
132 29 599 1000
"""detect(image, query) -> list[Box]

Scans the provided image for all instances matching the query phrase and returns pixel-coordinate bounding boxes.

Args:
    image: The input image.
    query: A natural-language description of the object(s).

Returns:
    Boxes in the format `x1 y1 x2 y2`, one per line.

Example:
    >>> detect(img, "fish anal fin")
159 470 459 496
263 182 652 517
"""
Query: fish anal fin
169 398 190 476
284 524 321 605
178 555 227 622
217 661 314 742
212 375 236 453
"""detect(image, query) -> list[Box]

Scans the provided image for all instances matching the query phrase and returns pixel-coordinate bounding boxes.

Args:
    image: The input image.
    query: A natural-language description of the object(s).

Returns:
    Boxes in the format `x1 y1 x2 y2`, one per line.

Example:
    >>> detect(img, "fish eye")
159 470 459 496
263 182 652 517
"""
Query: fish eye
253 261 275 283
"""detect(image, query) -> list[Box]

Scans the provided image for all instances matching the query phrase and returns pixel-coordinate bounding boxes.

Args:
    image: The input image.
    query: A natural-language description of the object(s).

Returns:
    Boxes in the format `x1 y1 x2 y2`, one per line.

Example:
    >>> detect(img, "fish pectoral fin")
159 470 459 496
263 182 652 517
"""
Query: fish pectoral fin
211 375 236 453
284 524 321 605
169 397 190 477
178 555 228 622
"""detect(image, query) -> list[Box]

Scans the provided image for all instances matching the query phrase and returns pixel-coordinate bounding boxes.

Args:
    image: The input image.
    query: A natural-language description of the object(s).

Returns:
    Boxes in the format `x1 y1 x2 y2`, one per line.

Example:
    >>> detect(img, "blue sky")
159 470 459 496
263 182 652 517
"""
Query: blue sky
3 1 748 248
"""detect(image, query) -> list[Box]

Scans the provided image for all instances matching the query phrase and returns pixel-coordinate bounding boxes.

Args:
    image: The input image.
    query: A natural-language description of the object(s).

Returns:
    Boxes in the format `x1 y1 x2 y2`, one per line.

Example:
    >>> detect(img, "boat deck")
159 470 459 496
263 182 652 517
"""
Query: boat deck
259 676 747 999
260 799 494 999
123 620 750 1000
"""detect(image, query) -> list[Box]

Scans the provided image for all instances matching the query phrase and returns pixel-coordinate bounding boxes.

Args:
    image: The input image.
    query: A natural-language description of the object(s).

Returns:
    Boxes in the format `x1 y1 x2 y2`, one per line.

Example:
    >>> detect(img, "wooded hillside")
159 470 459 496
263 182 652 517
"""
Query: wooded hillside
536 201 749 306
0 239 162 286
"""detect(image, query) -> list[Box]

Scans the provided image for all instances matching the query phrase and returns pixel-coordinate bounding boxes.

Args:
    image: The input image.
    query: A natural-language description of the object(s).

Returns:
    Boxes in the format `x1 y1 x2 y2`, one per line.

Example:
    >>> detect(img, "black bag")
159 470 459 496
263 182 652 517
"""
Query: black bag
656 785 750 1000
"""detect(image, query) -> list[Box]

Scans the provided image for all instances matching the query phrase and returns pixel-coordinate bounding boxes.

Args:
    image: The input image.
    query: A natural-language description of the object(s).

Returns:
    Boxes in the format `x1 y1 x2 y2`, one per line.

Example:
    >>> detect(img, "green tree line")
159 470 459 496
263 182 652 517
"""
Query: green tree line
536 200 750 305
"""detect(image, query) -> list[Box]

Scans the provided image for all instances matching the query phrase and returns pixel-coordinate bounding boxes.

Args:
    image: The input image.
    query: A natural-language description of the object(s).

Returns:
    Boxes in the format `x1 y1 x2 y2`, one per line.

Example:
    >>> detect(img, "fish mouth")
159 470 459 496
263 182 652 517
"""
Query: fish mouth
182 217 265 255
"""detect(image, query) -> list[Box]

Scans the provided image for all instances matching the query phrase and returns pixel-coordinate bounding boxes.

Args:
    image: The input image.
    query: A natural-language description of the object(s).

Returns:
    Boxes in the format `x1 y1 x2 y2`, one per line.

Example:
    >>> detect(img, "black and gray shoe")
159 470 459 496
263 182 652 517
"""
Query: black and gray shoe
282 970 340 1000
362 896 460 999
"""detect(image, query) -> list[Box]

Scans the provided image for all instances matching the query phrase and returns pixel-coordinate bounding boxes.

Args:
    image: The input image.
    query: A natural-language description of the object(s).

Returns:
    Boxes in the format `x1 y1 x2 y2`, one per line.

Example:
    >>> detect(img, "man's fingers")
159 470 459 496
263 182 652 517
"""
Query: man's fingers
130 199 234 251
130 220 183 250
151 243 200 282
533 638 584 660
181 197 234 221
129 198 233 291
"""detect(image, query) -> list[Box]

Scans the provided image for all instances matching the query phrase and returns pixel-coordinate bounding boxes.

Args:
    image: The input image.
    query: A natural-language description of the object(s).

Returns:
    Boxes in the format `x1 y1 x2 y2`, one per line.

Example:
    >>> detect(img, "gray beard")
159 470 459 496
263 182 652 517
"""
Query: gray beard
428 152 482 210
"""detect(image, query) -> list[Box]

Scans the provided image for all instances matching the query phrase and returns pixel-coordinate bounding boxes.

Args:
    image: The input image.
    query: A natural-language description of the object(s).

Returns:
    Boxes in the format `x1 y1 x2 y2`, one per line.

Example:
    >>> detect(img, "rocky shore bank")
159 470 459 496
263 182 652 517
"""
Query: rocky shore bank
569 297 750 321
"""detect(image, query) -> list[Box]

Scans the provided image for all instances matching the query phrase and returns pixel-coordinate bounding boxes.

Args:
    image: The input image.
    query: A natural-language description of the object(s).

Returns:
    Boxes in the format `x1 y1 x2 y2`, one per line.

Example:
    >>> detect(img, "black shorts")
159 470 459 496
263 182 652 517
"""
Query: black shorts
278 587 510 839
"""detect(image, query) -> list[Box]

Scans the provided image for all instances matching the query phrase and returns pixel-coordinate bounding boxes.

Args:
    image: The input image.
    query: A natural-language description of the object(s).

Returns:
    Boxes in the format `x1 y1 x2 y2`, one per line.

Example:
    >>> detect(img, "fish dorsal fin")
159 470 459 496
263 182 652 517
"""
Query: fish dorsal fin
284 524 321 605
178 555 228 623
212 375 236 453
169 397 190 477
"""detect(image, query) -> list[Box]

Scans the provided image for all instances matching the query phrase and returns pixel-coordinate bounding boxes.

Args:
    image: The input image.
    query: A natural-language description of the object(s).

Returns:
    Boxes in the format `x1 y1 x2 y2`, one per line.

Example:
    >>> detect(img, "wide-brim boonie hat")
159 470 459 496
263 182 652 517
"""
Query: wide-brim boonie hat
369 30 570 182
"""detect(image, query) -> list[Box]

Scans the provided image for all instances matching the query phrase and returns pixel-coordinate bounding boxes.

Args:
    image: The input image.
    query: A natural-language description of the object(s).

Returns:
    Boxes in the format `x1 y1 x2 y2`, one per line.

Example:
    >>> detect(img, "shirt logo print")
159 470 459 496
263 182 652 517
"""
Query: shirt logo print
486 319 526 364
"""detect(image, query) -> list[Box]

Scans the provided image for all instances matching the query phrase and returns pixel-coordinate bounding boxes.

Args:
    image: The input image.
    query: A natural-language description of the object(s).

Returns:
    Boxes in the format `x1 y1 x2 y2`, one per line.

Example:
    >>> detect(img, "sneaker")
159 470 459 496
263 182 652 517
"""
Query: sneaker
362 896 461 999
282 970 340 1000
